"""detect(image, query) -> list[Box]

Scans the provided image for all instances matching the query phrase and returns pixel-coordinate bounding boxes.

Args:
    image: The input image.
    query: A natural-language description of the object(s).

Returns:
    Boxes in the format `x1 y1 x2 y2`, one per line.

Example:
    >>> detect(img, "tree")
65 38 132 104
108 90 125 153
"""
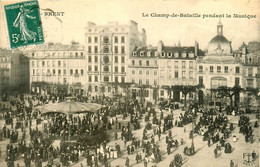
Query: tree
244 87 259 107
171 85 197 107
214 86 244 108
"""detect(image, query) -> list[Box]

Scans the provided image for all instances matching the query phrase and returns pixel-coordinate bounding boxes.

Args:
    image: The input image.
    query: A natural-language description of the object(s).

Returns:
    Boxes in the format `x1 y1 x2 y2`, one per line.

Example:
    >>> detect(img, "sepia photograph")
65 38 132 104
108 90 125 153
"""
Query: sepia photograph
0 0 259 167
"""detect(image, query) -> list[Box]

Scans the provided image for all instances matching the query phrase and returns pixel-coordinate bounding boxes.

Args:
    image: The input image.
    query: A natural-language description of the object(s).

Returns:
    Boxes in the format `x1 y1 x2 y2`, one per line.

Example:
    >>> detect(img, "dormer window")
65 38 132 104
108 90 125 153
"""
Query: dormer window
155 51 159 57
189 53 194 58
140 51 145 57
182 52 187 58
167 52 172 58
147 52 151 57
161 52 165 57
133 52 137 56
174 52 179 58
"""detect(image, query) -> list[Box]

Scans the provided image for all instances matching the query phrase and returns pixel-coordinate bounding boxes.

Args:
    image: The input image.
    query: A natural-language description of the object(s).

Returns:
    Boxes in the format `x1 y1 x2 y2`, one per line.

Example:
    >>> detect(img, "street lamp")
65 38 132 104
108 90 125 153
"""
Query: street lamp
191 108 196 155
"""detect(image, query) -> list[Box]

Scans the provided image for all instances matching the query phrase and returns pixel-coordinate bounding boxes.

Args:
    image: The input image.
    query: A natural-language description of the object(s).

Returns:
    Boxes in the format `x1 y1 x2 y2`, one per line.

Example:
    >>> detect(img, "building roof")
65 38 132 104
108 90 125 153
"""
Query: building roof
209 35 229 44
133 46 157 52
162 46 195 53
25 43 84 51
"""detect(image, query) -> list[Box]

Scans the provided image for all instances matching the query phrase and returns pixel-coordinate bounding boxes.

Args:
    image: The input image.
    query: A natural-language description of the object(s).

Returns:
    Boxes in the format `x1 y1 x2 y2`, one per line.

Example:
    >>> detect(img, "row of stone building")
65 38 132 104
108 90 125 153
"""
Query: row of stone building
0 20 259 106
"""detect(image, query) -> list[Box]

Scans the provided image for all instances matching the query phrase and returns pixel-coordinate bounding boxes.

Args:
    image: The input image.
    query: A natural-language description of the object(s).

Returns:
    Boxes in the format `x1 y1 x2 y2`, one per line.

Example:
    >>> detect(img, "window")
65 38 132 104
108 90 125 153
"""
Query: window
146 70 149 75
154 80 157 86
104 66 109 72
189 71 193 79
42 61 45 67
182 61 186 68
132 60 135 65
81 69 84 75
139 69 142 75
182 71 186 78
115 56 118 63
114 36 118 43
115 76 118 83
88 66 92 72
95 56 98 63
94 37 98 43
121 57 125 63
139 79 142 85
88 56 92 63
52 61 55 67
160 90 164 96
139 60 142 66
115 46 118 54
132 78 135 84
132 69 135 74
247 79 253 88
224 66 228 73
103 56 109 63
121 46 125 54
63 61 66 67
32 61 35 67
95 76 98 82
199 66 203 73
58 69 61 75
175 71 178 78
174 61 178 68
53 69 56 75
70 69 73 75
75 52 78 58
75 69 78 74
104 76 109 82
199 76 203 85
154 70 157 75
103 36 109 43
210 66 214 73
189 61 193 69
94 46 98 53
235 67 240 74
88 37 91 43
94 66 98 72
33 69 35 74
103 46 109 53
95 86 98 92
235 77 240 86
248 67 253 76
47 69 50 73
121 66 125 72
63 69 66 75
121 36 125 43
115 66 118 72
217 66 221 73
121 77 125 83
146 60 149 66
88 76 92 82
88 46 91 53
144 79 149 85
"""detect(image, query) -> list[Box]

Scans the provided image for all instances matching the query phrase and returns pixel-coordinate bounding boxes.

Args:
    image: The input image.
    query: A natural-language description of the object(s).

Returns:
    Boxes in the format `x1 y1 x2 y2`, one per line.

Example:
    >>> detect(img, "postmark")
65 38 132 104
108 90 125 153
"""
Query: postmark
4 1 44 49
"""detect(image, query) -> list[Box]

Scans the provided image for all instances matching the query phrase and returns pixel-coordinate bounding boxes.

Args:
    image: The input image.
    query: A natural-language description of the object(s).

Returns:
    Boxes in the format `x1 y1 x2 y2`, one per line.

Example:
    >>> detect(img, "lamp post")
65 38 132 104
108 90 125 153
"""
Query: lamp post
191 107 196 155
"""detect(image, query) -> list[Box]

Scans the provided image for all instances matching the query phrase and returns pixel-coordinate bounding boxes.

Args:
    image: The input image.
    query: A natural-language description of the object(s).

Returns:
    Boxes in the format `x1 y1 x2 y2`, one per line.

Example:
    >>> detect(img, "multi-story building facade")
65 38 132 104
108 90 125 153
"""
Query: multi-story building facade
85 20 146 97
26 43 85 96
197 21 244 105
0 49 29 97
158 41 199 102
240 43 260 107
129 46 159 103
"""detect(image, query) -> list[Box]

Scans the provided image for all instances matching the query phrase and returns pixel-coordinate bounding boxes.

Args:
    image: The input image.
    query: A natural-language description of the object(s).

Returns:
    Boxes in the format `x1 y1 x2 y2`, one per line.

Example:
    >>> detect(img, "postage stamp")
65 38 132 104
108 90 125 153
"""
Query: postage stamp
4 1 44 49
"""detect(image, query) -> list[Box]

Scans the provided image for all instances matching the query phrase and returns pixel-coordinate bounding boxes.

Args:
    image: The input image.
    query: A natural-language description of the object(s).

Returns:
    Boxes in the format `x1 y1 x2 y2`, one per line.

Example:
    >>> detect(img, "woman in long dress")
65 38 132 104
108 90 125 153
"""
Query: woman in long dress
13 5 37 44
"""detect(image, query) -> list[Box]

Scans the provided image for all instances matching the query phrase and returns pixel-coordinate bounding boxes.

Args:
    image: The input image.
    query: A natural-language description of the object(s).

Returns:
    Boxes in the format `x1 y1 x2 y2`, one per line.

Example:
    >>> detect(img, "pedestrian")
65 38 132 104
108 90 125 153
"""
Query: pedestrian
208 138 211 147
214 148 217 158
230 160 234 167
125 157 129 167
136 153 139 163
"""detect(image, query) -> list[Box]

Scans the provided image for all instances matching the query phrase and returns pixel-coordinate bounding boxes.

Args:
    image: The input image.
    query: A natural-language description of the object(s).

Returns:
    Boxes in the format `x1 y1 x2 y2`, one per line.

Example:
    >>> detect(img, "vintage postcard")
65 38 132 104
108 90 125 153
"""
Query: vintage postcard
0 0 259 167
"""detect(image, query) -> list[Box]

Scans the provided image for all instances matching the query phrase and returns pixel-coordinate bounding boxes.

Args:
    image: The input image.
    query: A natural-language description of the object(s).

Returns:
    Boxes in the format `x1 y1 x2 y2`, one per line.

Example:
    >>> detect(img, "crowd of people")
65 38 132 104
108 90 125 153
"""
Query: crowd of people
0 93 258 167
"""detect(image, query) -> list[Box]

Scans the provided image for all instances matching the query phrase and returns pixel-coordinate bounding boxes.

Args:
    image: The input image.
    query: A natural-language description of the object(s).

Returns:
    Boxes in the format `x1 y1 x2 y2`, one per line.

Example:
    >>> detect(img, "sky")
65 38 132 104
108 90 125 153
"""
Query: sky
0 0 259 50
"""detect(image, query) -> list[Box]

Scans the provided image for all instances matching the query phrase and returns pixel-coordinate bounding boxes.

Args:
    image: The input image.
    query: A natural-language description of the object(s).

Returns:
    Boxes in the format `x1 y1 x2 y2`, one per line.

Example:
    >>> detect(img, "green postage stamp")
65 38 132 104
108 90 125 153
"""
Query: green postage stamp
5 1 44 49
